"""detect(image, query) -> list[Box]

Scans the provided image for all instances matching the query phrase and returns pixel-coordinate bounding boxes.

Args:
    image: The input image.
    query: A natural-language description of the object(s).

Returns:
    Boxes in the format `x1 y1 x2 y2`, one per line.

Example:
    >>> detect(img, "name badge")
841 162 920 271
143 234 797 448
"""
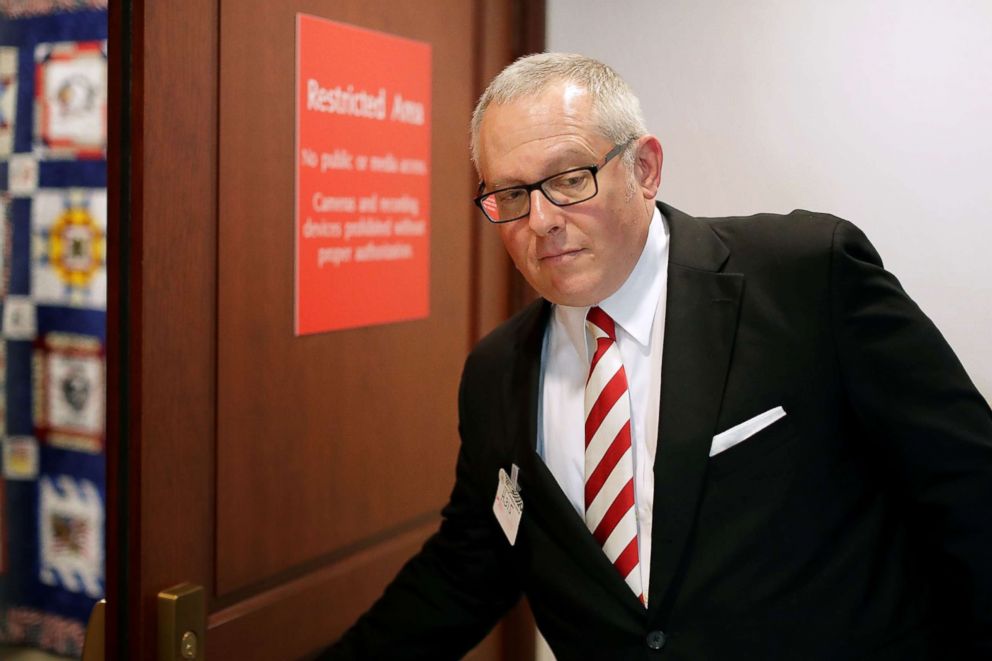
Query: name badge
493 465 523 546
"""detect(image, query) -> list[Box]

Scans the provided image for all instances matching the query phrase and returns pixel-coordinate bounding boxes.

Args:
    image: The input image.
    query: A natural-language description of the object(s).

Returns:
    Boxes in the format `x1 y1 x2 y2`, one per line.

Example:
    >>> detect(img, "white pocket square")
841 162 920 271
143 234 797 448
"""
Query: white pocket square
710 406 787 457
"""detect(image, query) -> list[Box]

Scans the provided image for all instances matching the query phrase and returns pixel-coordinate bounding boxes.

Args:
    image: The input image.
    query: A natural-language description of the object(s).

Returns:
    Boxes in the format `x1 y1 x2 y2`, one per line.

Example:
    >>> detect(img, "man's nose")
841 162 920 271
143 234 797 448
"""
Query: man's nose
527 189 561 236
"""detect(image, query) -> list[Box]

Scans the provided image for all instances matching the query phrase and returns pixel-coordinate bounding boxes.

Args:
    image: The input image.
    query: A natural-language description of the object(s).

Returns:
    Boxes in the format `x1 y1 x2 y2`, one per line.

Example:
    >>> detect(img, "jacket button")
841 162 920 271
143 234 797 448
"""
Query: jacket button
646 630 666 650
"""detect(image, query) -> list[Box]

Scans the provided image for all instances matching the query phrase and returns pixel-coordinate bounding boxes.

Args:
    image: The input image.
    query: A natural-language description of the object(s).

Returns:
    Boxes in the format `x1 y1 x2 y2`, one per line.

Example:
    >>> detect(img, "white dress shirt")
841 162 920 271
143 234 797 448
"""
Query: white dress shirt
537 206 669 600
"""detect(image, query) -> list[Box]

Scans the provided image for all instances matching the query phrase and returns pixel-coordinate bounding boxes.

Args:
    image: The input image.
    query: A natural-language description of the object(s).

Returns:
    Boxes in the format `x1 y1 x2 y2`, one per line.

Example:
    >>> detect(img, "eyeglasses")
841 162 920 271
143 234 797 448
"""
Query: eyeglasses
473 138 635 224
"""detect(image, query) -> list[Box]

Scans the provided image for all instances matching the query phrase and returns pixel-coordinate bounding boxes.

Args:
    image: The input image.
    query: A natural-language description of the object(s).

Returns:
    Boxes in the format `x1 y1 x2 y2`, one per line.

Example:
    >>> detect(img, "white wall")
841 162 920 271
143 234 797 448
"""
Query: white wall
548 0 992 398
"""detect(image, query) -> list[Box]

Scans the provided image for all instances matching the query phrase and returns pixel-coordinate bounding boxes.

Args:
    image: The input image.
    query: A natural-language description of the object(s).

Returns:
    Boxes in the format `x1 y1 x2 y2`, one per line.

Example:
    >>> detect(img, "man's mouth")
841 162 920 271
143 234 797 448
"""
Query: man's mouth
539 248 584 262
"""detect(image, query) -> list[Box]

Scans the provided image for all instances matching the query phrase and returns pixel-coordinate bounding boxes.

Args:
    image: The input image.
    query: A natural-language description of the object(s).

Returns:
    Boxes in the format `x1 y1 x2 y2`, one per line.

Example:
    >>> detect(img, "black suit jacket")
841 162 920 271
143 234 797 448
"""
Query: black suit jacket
325 203 992 660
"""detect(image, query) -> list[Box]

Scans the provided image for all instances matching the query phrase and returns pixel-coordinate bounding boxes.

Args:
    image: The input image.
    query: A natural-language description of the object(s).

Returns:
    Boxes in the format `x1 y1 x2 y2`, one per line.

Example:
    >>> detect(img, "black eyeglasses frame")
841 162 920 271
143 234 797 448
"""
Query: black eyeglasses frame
473 138 635 224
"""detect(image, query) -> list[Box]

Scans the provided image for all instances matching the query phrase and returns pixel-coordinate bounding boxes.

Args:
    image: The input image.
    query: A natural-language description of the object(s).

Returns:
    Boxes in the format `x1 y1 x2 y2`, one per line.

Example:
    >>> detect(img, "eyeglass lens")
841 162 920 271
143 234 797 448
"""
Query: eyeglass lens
482 169 596 222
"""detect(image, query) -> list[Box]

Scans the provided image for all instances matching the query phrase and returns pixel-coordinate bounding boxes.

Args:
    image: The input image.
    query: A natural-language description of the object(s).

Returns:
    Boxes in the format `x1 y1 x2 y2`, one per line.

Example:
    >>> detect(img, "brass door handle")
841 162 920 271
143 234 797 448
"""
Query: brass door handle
159 582 206 660
81 599 106 661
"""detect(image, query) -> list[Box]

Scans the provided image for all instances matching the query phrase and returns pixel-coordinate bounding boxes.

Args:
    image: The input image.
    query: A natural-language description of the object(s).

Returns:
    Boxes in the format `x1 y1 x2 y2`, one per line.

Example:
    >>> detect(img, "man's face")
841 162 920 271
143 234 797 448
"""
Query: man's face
476 83 658 306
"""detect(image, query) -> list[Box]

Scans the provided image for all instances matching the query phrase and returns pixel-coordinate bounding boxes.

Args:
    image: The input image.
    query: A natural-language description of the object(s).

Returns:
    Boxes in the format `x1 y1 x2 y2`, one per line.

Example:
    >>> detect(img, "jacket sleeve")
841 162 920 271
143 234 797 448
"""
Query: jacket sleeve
829 219 992 653
316 358 523 660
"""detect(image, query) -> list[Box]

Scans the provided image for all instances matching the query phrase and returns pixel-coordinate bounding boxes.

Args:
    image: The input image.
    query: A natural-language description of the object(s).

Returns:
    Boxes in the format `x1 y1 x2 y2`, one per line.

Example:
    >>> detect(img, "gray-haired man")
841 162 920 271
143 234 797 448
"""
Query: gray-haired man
324 53 992 660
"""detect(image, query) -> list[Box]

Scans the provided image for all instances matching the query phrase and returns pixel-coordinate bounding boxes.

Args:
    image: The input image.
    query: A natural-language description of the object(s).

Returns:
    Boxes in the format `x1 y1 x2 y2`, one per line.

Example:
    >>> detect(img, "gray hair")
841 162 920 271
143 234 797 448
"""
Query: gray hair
470 53 648 172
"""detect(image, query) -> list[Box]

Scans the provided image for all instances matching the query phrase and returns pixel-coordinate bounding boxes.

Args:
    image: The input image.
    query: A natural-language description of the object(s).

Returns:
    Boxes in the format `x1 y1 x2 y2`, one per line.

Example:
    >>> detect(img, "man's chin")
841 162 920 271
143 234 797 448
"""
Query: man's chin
537 281 603 308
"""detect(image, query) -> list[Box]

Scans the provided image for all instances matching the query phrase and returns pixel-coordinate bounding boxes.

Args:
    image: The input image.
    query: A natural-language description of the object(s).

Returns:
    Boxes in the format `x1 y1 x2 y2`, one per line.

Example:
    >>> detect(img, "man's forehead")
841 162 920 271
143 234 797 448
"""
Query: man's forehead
486 142 598 184
485 81 592 131
479 132 607 187
478 84 607 183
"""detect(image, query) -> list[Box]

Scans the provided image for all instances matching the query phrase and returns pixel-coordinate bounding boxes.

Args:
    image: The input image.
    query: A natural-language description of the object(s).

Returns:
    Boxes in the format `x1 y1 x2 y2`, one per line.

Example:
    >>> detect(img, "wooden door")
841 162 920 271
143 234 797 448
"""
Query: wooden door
105 1 542 659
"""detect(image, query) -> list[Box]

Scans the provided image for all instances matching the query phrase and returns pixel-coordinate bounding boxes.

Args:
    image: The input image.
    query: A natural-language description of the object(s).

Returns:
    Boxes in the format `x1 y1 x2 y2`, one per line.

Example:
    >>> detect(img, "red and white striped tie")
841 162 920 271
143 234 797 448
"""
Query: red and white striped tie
584 306 644 604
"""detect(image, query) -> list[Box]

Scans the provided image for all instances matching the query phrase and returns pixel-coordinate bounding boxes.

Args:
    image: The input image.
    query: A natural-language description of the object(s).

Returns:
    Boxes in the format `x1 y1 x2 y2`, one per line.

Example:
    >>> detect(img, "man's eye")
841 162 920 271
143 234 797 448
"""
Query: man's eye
495 189 525 203
556 174 587 188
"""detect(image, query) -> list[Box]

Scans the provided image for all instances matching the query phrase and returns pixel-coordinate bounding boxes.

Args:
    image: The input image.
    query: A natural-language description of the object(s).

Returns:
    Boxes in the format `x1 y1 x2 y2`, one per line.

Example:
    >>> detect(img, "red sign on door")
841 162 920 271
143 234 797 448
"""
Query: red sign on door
295 15 431 335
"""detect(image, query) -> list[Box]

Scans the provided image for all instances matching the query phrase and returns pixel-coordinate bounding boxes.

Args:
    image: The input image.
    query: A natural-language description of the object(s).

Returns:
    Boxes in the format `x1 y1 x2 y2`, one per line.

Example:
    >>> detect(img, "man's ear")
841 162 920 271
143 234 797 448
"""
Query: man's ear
634 135 663 199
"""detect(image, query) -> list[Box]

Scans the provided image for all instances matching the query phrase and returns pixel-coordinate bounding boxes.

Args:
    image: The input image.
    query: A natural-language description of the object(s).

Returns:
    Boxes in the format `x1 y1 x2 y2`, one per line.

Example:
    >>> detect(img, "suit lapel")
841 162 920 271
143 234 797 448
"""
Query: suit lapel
648 203 744 619
506 300 647 618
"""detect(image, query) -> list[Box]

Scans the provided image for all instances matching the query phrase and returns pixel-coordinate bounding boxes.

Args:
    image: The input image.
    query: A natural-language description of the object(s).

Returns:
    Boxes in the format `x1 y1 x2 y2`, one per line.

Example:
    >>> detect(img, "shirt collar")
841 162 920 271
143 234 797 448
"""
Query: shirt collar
555 205 669 361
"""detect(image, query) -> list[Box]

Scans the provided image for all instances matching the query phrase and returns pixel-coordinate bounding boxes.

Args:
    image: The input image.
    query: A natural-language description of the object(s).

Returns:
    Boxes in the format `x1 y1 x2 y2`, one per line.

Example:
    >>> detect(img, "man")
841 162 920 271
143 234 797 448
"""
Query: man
324 53 992 659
